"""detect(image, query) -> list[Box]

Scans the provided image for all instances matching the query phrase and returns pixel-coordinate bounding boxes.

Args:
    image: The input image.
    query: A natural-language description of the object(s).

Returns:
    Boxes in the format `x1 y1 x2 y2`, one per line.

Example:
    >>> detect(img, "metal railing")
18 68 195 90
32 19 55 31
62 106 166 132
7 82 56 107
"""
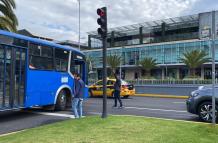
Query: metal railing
88 79 217 85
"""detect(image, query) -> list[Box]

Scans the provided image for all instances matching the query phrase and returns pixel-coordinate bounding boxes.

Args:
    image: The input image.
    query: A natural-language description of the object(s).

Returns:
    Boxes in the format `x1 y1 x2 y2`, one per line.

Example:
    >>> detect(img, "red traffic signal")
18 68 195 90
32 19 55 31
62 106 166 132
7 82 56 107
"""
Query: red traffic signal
97 8 105 17
96 7 107 37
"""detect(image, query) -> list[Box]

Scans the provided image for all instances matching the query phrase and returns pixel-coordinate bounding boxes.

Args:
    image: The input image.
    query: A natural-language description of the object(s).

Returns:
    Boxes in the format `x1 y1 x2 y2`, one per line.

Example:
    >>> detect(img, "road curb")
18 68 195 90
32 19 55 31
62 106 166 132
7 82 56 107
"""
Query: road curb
0 129 26 137
113 115 215 125
134 94 188 99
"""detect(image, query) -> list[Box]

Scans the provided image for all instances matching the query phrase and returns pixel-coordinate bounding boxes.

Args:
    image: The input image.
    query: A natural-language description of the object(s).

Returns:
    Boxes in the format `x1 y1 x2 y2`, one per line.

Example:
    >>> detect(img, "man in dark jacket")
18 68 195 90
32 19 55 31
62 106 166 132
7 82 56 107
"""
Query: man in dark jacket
113 73 123 108
72 73 85 118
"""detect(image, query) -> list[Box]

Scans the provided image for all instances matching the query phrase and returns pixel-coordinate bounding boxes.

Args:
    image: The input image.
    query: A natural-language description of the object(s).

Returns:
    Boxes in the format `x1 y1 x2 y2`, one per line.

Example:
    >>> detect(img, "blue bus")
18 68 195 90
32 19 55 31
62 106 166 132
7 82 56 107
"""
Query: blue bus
0 30 87 111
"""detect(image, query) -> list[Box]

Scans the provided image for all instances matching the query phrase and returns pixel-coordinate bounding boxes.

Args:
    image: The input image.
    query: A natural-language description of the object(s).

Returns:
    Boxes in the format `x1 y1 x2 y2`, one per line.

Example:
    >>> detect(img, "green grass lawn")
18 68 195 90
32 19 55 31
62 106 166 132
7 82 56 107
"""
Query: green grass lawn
0 116 218 143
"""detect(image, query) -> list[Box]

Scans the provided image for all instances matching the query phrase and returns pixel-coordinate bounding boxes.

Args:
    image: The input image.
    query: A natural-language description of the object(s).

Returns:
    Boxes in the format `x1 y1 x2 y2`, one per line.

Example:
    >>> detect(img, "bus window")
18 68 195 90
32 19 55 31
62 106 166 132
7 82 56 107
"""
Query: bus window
13 38 28 47
0 35 28 47
71 59 85 81
55 49 69 72
0 46 3 108
0 35 14 45
29 43 54 70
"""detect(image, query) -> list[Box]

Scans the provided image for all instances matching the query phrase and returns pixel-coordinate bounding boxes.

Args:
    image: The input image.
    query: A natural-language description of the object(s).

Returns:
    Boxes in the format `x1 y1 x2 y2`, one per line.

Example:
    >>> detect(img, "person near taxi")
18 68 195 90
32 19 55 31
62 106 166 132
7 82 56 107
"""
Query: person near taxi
113 73 123 108
73 73 85 118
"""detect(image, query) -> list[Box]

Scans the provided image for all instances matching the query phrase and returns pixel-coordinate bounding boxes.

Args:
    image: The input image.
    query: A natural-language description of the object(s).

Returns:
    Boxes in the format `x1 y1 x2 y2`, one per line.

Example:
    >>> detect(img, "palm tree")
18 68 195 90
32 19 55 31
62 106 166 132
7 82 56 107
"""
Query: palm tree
139 57 157 78
180 50 210 77
0 0 18 32
107 55 121 76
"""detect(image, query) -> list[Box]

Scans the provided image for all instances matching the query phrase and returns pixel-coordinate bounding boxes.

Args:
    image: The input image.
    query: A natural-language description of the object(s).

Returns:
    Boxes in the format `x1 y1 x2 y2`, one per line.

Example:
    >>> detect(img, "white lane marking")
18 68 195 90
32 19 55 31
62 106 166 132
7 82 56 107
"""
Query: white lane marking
124 106 187 113
33 112 75 119
173 102 185 104
88 111 195 117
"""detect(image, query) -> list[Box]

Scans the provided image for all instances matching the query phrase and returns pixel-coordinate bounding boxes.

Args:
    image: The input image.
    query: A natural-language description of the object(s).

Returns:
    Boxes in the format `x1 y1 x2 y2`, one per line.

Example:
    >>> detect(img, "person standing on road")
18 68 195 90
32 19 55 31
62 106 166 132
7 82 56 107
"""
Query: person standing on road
72 73 85 118
113 73 123 108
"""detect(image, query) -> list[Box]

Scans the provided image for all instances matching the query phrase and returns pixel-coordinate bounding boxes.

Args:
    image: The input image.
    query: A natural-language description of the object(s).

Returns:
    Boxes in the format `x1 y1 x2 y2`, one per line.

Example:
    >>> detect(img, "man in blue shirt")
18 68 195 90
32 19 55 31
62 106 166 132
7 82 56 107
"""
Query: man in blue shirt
72 73 85 118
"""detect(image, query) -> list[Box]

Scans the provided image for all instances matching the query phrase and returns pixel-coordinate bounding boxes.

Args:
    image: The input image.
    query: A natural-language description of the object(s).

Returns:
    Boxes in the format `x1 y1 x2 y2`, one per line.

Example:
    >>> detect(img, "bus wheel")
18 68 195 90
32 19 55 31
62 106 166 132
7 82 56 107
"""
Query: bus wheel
55 90 67 110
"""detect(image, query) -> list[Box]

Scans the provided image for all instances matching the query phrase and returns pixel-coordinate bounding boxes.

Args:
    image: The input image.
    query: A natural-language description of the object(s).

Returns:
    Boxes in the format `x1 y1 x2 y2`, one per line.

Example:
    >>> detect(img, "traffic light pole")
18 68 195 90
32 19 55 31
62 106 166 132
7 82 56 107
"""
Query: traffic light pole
96 7 108 118
102 35 107 118
211 10 216 125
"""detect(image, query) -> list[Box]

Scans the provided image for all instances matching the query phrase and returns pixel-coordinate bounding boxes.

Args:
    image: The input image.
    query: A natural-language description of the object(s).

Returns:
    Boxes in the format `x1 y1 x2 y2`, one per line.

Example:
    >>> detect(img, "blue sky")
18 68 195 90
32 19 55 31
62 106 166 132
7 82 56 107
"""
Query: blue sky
15 0 218 43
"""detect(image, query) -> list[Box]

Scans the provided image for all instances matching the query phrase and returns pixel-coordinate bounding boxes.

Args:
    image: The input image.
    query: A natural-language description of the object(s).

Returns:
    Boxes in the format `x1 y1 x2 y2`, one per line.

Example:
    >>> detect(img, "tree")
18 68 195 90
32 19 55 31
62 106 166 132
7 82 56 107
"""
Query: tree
139 57 157 78
180 50 210 77
0 0 18 32
107 55 121 76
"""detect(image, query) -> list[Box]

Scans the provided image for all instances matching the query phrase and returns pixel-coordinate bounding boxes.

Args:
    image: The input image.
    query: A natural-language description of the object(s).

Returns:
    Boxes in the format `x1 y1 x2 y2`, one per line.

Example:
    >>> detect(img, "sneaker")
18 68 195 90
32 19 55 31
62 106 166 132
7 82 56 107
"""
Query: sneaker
119 106 124 109
112 105 117 108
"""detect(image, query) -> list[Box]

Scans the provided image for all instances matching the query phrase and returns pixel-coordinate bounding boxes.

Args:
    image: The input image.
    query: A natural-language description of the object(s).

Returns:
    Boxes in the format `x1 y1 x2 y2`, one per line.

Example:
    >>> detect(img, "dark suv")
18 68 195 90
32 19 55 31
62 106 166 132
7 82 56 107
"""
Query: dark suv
186 86 218 122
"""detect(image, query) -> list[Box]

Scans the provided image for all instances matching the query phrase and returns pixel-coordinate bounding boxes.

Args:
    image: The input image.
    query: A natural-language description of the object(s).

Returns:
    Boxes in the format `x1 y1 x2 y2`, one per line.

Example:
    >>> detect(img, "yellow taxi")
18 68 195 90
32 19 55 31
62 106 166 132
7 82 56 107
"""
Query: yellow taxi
88 78 135 98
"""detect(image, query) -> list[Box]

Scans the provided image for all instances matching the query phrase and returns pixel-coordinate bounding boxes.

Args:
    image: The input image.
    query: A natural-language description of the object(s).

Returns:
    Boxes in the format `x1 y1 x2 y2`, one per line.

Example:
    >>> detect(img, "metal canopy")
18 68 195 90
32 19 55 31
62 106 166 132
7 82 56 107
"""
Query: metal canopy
87 14 199 36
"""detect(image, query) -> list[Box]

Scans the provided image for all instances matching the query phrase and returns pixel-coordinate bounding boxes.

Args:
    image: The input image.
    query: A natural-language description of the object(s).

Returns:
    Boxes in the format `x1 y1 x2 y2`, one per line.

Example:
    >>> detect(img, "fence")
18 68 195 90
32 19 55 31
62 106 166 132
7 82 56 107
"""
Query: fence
88 79 218 85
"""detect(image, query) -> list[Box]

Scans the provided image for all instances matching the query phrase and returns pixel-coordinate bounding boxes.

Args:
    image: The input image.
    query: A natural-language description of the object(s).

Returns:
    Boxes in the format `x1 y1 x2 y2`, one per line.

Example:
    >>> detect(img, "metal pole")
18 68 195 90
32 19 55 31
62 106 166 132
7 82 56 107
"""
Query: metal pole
164 48 168 79
120 47 122 79
101 7 107 118
101 36 107 118
78 0 81 50
211 11 216 125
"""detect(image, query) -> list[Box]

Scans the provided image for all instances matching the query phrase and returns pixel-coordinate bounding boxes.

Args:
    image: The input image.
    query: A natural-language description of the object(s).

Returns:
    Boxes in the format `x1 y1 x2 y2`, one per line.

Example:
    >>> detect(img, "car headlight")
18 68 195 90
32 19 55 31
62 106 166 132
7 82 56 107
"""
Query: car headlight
191 92 199 97
198 86 204 90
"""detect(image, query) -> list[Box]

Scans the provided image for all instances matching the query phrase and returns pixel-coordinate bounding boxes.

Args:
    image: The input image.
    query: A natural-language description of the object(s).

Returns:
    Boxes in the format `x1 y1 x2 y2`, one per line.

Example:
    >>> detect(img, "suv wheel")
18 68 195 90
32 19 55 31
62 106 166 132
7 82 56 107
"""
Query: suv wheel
198 102 217 122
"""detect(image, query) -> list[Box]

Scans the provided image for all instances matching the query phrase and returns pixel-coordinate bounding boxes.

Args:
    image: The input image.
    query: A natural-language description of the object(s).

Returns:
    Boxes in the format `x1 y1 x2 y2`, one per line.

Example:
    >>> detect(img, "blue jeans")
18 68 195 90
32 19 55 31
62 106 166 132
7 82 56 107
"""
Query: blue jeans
72 98 83 118
114 90 122 107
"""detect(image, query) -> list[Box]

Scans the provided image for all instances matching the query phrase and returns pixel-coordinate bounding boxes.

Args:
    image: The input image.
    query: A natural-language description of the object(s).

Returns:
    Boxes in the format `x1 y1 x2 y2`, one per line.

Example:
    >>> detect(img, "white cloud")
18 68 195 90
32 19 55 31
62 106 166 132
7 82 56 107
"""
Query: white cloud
15 0 202 42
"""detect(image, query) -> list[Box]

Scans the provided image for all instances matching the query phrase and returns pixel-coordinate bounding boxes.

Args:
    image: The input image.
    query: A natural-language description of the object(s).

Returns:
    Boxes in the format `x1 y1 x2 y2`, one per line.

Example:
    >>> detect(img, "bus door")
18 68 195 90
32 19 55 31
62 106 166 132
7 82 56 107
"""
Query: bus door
71 59 88 98
0 45 26 109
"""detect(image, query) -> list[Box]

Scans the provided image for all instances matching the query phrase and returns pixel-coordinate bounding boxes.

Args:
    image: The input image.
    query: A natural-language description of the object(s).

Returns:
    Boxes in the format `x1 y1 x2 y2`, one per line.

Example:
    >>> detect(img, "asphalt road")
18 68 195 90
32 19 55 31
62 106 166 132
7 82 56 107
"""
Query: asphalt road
0 96 199 135
82 96 199 121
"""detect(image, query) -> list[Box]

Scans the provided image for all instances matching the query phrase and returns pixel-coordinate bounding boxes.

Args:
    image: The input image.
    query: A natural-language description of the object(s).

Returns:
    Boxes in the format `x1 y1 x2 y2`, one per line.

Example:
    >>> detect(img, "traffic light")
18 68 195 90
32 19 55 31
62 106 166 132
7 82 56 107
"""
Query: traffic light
97 7 107 37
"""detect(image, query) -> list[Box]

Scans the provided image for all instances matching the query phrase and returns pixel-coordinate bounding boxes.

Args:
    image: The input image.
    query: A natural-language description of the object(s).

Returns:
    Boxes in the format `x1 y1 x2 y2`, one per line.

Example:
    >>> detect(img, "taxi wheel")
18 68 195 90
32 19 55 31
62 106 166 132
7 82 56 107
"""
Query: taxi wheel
111 92 114 98
88 90 93 97
123 95 129 99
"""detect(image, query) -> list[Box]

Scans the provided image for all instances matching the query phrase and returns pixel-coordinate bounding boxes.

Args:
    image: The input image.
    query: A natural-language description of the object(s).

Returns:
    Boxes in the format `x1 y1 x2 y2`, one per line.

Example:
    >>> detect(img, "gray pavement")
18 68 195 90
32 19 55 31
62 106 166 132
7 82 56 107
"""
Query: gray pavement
82 96 199 121
135 85 199 96
0 111 68 135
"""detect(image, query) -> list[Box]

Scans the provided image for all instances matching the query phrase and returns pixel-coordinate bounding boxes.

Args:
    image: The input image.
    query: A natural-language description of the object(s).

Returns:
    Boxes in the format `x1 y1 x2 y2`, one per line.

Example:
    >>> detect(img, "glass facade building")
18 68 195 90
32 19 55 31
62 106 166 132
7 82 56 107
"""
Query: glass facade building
85 11 218 80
